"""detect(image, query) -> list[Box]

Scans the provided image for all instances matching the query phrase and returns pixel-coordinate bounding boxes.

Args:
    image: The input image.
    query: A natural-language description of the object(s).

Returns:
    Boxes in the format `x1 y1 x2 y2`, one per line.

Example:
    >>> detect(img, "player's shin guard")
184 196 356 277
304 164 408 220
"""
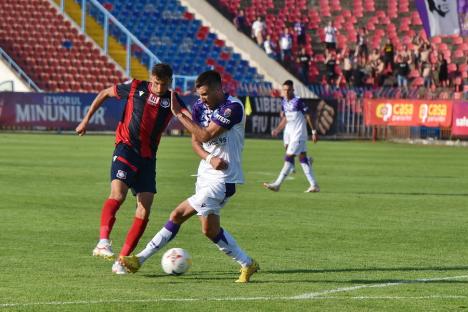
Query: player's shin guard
120 217 148 256
137 220 180 263
99 198 121 239
211 228 251 267
273 155 295 186
300 156 318 186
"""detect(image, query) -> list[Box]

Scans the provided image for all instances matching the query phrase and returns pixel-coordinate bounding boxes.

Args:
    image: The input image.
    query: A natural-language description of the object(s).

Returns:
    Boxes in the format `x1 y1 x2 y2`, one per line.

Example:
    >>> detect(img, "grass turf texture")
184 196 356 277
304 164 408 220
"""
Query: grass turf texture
0 133 467 311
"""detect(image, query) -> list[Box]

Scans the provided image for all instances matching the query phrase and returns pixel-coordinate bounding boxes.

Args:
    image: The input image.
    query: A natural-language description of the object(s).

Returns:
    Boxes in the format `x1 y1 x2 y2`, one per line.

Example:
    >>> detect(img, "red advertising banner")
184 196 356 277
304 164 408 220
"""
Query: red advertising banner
451 101 468 136
364 99 452 127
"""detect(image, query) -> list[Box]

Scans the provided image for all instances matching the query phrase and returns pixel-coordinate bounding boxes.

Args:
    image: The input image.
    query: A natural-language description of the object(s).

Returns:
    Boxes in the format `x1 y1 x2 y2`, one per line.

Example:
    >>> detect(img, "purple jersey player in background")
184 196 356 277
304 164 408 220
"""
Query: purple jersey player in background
264 80 320 193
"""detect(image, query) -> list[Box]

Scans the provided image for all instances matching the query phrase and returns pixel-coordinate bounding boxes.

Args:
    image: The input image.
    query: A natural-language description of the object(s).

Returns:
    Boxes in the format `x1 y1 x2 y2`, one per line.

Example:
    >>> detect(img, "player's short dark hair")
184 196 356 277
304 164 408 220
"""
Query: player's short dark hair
283 80 294 87
151 63 173 79
195 70 222 89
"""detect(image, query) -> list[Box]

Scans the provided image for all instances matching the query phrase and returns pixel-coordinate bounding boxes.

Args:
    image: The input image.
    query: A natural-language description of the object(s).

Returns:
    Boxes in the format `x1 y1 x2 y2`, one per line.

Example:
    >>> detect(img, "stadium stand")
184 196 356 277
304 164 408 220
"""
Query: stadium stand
0 0 125 92
210 0 467 98
87 0 273 95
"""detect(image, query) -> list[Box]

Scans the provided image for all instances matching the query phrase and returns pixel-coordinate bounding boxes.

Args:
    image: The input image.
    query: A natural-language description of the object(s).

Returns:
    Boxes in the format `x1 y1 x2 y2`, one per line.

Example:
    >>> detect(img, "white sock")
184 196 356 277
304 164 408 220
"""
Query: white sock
212 228 251 267
273 161 294 186
136 220 180 263
300 159 318 187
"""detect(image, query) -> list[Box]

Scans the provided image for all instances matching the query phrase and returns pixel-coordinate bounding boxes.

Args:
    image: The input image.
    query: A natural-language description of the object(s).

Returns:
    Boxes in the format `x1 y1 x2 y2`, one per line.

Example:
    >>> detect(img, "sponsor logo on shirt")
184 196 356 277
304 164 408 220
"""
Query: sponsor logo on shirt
214 111 230 124
148 94 159 106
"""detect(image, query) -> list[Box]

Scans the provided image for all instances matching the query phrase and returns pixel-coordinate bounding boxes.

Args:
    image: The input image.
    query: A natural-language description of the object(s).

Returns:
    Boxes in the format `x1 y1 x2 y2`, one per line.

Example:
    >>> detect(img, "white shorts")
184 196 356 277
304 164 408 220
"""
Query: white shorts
187 181 236 217
286 139 307 155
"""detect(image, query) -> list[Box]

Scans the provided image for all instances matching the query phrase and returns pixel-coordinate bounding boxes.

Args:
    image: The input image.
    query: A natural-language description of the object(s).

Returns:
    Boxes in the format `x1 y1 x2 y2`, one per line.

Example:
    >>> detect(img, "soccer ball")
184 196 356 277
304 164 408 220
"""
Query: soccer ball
161 248 192 275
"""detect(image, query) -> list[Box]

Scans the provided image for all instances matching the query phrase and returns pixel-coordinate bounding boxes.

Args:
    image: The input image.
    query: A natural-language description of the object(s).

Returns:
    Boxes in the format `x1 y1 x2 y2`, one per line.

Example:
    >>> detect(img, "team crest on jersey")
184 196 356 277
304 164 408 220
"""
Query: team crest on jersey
223 108 232 117
160 98 170 108
116 170 127 179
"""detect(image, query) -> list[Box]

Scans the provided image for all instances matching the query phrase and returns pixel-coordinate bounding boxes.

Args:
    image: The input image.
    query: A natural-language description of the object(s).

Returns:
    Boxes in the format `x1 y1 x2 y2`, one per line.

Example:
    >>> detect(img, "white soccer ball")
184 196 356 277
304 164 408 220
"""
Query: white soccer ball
161 248 192 275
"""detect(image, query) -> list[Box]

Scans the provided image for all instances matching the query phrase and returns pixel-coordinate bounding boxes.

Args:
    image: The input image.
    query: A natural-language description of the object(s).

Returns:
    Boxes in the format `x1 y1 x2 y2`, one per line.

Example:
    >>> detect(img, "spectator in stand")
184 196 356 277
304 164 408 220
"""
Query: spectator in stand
297 47 311 84
356 27 368 61
421 61 433 88
400 44 412 64
374 57 386 87
382 38 395 71
438 55 449 87
323 21 337 53
420 42 432 64
263 35 278 60
351 59 366 87
341 48 354 86
395 54 410 93
279 28 293 64
324 51 337 85
369 48 380 65
412 33 424 70
294 21 307 47
233 10 248 35
452 64 463 92
251 16 266 46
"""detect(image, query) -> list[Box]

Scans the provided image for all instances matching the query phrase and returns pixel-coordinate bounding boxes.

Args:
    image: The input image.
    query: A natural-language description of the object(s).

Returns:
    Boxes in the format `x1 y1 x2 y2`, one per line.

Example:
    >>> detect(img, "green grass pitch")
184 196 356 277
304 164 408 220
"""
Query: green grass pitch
0 133 467 311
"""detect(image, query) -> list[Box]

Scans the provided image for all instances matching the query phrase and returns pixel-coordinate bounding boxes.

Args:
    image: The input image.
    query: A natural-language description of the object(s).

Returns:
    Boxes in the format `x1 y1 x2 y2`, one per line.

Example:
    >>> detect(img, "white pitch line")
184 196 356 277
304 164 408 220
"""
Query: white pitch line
1 275 467 308
292 274 468 299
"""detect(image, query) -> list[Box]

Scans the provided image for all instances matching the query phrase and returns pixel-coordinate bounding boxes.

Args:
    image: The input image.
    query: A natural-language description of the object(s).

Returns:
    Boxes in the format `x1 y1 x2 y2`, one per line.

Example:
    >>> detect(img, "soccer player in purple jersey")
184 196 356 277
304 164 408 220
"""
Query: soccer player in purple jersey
75 63 190 274
264 80 320 193
120 70 259 283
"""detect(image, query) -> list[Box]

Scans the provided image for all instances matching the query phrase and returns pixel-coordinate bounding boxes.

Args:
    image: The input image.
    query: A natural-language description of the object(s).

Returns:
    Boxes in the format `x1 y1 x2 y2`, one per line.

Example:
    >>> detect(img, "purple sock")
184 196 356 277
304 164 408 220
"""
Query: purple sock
164 220 180 241
211 228 228 244
284 155 295 164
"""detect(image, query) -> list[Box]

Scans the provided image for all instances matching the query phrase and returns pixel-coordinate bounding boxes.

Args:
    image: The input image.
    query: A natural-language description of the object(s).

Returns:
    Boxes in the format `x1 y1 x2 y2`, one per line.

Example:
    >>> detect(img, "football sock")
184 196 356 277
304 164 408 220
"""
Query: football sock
211 228 251 267
300 156 318 186
99 198 121 239
120 217 149 257
273 155 295 186
137 220 180 264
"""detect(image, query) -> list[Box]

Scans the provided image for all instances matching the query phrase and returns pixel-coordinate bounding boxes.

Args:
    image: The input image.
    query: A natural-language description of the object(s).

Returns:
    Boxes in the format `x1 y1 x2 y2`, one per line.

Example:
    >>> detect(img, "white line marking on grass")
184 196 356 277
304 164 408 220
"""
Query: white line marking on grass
292 275 468 299
1 275 467 308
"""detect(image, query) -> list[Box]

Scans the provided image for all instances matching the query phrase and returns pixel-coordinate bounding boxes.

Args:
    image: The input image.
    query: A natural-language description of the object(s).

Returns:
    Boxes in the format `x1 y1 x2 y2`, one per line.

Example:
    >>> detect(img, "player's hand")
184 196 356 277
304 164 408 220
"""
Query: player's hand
311 132 318 143
75 120 88 136
271 129 279 137
210 157 228 170
170 90 182 117
316 100 335 135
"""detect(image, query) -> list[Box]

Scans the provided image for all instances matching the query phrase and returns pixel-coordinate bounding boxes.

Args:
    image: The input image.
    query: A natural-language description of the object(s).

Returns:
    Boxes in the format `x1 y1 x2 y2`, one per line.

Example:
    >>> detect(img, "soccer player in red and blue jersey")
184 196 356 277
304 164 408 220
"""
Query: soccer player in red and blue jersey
75 63 190 274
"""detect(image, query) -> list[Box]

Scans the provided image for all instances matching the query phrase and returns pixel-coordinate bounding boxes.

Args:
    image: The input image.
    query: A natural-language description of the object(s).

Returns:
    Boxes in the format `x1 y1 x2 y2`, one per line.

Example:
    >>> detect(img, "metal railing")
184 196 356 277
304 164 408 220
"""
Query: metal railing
0 47 42 92
57 0 197 92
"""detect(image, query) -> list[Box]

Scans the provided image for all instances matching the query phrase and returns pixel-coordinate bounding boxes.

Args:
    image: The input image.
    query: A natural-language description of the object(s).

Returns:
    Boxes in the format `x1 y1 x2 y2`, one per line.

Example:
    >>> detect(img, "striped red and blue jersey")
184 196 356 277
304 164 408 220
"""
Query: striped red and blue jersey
113 79 186 159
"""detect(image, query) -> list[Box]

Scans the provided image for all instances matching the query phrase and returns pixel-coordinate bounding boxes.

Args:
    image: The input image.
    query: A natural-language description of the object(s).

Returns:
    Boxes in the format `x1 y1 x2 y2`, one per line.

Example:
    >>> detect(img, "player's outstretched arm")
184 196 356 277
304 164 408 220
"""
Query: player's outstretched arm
76 86 116 136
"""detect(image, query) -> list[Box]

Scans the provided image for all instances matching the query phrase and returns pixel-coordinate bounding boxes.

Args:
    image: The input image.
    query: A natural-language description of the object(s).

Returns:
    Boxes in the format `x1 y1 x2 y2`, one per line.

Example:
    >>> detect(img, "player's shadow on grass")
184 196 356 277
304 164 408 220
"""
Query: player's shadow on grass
267 265 468 274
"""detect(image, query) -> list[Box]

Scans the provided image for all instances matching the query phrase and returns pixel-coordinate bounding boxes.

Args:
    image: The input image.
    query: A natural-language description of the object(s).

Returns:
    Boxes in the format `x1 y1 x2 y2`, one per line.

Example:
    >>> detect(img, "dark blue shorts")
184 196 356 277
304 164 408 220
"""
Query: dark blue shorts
110 143 156 195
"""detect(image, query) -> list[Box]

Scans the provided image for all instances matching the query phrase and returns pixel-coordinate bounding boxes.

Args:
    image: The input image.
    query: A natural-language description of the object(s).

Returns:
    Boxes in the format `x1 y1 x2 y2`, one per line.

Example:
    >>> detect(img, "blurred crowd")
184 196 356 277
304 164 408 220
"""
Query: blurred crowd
233 11 466 95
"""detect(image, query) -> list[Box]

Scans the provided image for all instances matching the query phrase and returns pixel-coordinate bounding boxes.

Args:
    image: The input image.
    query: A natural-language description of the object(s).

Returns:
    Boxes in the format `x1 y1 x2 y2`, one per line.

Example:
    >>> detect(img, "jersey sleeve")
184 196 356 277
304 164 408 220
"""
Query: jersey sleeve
114 79 134 100
191 102 202 125
211 101 243 129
